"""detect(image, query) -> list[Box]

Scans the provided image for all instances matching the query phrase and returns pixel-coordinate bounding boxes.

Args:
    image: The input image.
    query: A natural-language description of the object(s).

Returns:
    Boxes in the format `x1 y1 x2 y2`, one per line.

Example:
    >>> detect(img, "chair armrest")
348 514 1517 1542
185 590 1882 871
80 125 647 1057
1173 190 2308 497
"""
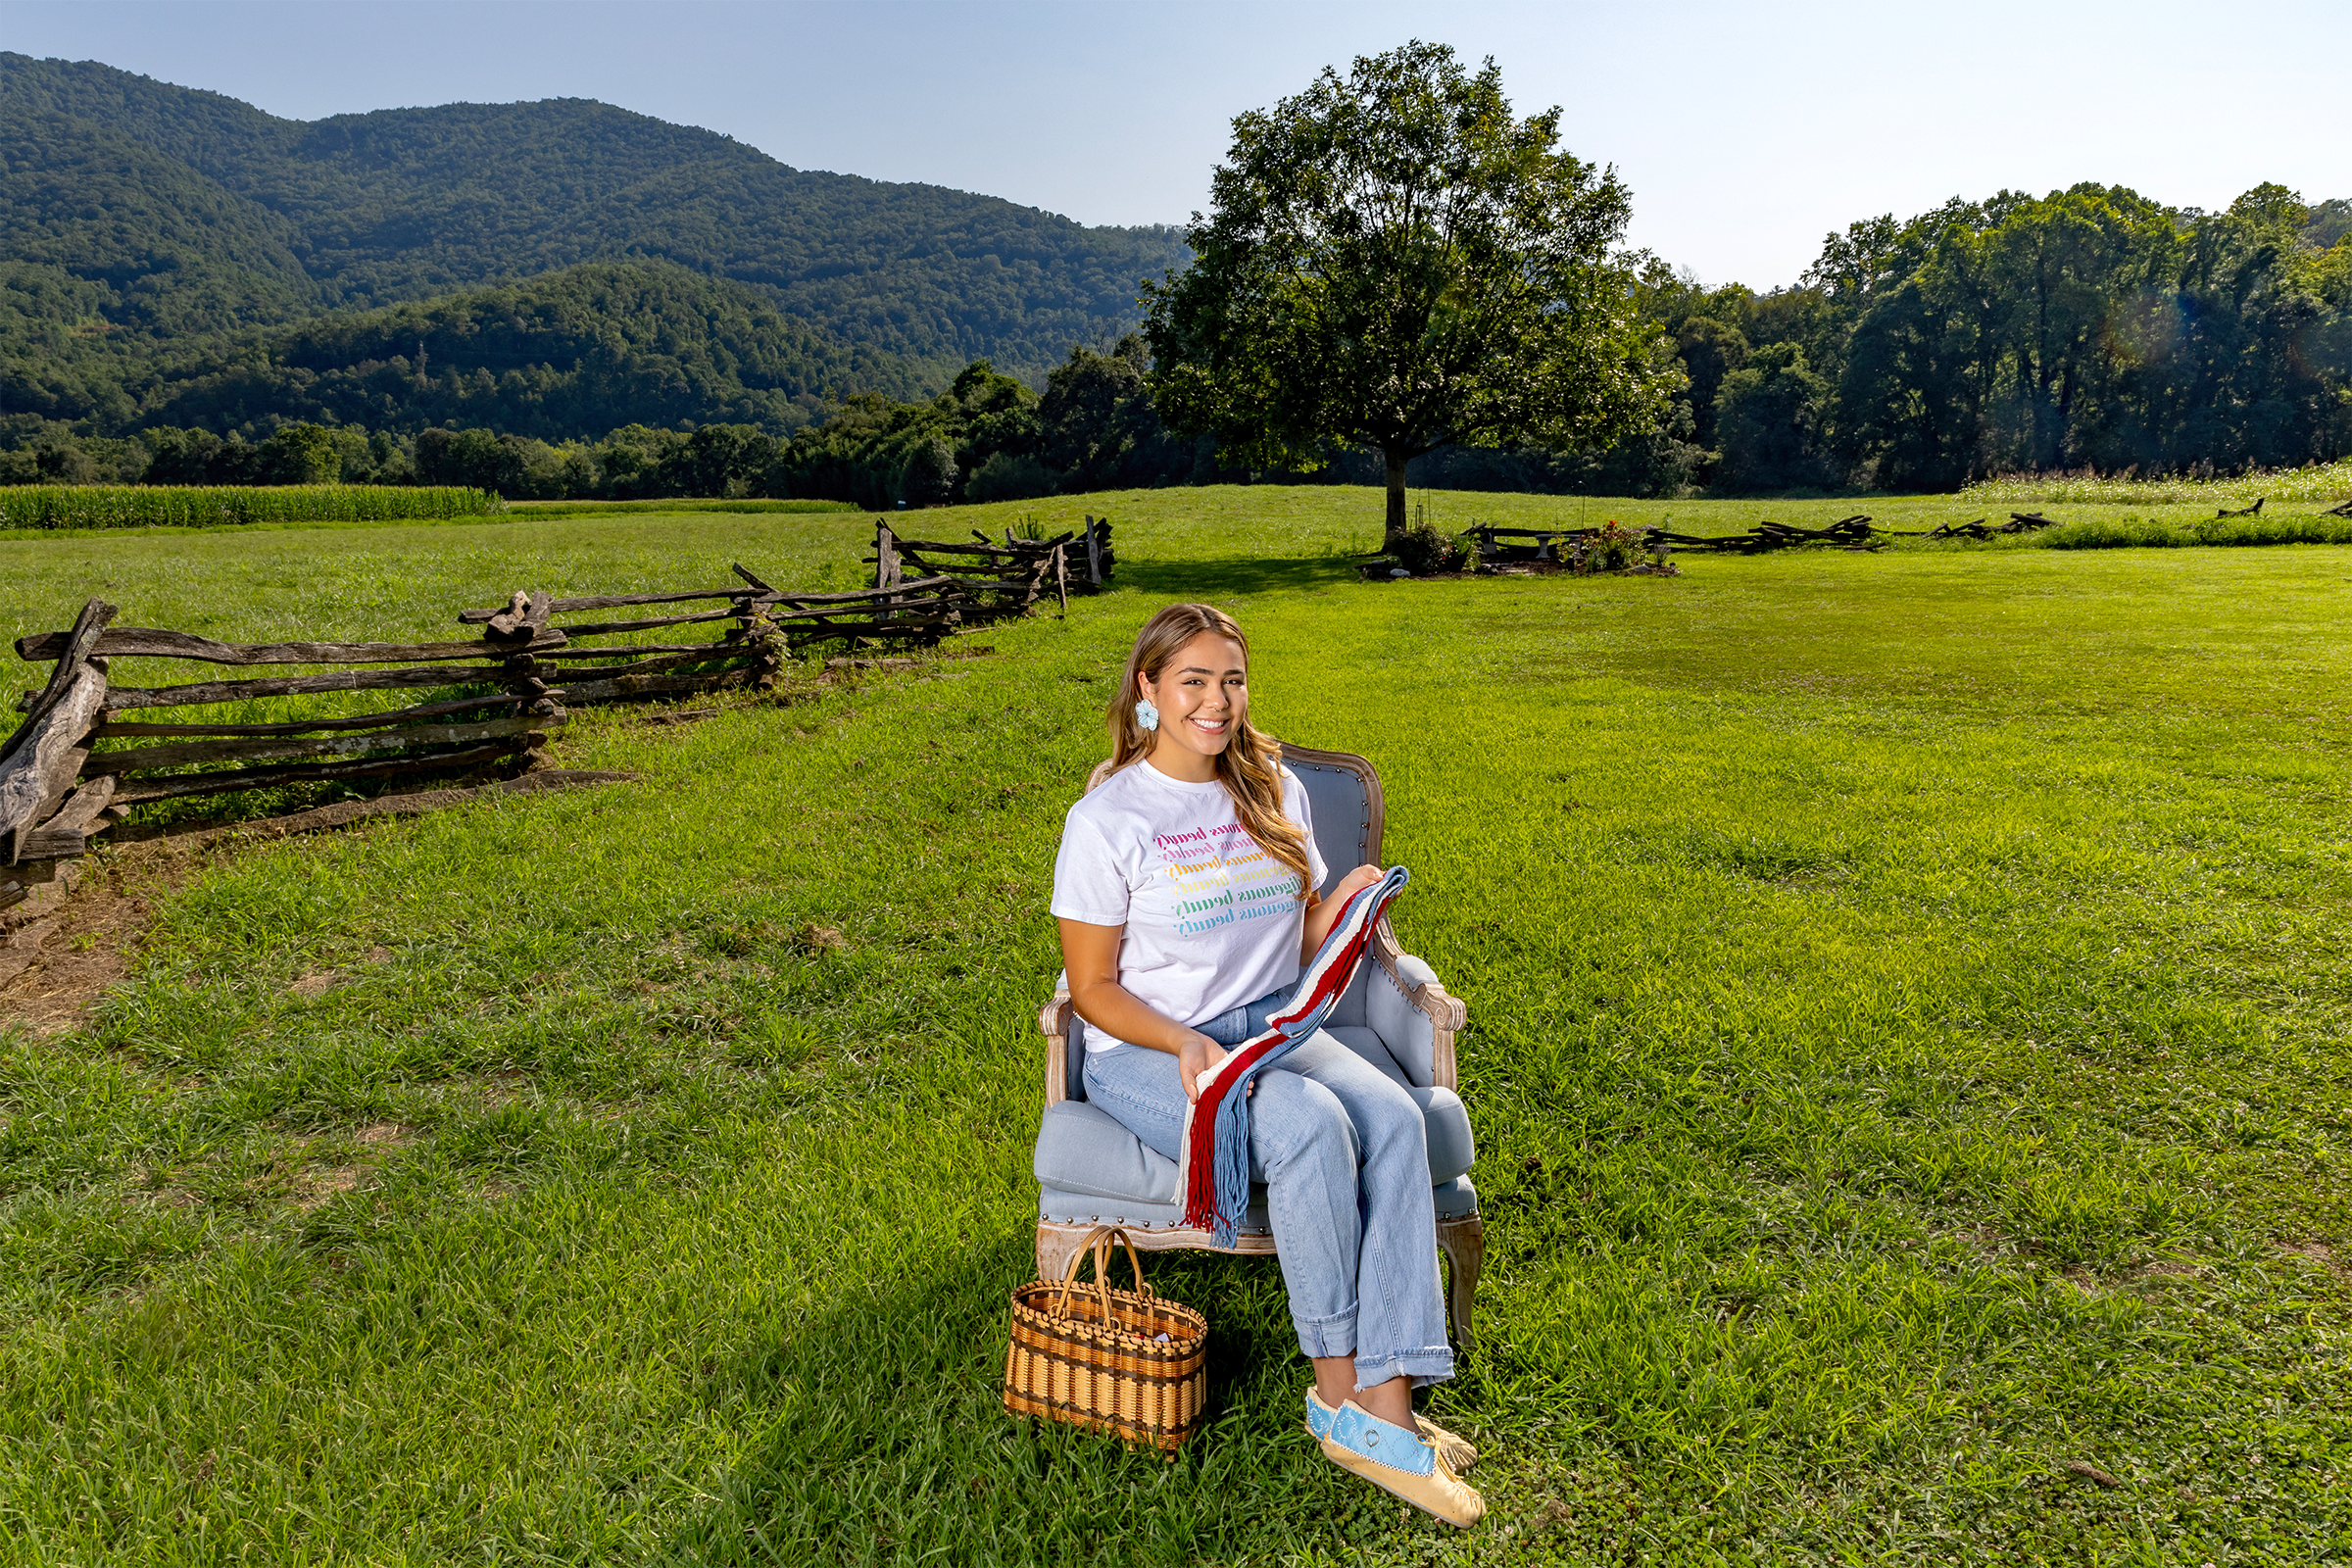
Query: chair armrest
1368 917 1467 1091
1041 989 1073 1106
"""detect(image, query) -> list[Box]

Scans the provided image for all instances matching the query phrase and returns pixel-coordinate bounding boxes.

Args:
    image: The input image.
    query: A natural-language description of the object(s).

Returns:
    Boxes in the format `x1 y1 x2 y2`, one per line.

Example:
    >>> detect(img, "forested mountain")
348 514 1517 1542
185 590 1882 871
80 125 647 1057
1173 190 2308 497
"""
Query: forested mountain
140 260 927 437
0 51 1187 419
1 106 317 337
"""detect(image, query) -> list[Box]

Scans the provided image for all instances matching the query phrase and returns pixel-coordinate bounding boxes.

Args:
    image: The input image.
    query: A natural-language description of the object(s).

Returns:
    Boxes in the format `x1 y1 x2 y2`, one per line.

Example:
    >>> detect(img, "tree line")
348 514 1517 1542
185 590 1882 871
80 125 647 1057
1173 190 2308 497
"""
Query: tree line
1651 185 2352 492
15 176 2347 509
0 340 1213 504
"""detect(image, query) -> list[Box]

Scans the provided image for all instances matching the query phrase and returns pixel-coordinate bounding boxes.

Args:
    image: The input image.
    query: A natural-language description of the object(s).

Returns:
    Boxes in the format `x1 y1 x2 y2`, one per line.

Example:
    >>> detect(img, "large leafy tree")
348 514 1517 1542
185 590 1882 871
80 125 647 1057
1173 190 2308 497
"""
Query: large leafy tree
1143 41 1673 544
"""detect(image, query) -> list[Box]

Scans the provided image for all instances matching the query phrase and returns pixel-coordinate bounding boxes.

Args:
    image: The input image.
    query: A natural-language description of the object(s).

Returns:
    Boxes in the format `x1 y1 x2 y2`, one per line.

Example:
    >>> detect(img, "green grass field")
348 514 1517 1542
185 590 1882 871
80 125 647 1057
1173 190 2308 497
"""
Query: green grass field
3 487 2349 1564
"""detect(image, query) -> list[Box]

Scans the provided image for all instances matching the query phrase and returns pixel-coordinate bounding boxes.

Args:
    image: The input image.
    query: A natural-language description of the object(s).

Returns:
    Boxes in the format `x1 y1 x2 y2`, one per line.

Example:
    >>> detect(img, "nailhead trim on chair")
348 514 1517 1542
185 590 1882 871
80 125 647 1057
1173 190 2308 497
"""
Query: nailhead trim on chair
1044 1212 1274 1234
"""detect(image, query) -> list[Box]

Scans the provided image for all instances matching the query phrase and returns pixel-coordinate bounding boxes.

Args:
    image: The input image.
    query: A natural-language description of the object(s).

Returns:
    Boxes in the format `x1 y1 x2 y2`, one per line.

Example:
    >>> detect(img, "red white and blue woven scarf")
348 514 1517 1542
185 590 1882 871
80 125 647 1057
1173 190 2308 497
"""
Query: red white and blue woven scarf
1180 865 1411 1245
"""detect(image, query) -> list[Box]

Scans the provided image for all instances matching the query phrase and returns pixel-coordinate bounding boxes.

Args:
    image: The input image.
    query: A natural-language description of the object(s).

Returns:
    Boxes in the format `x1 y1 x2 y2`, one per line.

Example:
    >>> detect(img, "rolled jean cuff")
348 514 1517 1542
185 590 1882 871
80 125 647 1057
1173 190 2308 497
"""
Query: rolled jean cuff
1293 1308 1357 1359
1355 1347 1454 1391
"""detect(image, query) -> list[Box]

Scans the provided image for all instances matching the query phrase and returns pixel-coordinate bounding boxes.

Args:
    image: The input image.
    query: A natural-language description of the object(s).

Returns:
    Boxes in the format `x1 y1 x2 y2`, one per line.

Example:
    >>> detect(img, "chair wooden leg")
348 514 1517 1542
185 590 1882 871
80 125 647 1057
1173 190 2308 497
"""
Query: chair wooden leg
1035 1220 1096 1284
1436 1217 1484 1350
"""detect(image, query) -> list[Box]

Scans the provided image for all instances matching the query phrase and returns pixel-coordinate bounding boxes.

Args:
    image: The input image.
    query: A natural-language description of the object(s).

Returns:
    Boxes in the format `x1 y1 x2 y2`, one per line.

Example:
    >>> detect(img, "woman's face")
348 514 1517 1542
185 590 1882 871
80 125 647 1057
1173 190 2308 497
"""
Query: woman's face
1142 632 1249 760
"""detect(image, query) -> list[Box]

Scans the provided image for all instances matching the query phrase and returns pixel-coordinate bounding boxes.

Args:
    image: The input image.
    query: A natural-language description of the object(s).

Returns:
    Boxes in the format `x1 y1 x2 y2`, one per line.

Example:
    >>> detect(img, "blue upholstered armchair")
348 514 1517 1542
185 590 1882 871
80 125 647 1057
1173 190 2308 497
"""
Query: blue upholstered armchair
1032 744 1485 1344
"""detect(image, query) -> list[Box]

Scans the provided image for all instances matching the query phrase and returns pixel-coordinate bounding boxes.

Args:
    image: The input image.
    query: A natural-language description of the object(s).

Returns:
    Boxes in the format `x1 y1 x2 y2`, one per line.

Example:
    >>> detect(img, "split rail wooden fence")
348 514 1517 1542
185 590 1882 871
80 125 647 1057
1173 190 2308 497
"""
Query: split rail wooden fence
450 564 980 710
1917 512 2063 542
1468 511 2075 561
869 516 1114 617
1 536 1097 879
0 598 569 875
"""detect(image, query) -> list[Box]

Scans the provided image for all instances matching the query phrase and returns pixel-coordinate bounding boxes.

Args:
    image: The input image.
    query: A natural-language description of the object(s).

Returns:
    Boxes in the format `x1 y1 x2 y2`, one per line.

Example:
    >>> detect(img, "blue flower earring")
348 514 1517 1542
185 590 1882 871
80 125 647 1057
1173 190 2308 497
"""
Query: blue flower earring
1134 697 1160 732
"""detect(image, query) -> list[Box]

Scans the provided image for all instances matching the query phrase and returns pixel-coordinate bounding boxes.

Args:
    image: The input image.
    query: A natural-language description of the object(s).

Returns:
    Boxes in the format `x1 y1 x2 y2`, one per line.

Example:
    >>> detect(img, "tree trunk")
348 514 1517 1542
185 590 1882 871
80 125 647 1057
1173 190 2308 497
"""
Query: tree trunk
1384 449 1409 551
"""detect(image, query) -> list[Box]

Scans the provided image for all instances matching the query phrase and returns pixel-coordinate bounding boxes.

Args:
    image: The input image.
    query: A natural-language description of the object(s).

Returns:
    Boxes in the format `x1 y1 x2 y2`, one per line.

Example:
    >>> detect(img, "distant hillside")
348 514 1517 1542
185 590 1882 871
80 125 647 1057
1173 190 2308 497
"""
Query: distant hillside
0 105 317 337
137 260 928 438
0 53 1189 391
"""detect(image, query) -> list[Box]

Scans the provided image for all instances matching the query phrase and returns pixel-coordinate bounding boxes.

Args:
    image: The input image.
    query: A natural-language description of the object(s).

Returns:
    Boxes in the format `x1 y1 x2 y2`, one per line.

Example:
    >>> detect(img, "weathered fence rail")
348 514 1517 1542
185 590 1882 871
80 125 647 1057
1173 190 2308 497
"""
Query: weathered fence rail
1919 512 2064 542
0 598 568 870
1469 517 1908 560
1662 515 1900 552
868 516 1114 617
1466 511 2081 561
0 536 1068 877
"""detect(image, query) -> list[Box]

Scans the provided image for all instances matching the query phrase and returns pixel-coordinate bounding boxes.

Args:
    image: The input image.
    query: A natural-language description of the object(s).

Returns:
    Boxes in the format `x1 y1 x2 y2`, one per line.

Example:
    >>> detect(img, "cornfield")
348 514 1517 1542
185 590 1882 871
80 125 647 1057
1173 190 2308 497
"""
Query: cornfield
0 486 507 531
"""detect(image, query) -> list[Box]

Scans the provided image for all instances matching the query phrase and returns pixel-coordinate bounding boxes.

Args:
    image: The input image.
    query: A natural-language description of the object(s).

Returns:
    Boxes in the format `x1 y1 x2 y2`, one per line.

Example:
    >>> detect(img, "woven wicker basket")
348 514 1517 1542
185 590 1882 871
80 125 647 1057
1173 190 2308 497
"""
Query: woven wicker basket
1004 1225 1208 1452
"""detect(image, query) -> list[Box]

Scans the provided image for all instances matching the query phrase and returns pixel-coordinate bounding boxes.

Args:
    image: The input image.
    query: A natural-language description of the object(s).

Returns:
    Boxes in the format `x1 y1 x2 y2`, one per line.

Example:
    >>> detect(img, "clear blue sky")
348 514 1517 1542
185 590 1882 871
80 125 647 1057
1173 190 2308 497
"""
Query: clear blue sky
6 0 2345 289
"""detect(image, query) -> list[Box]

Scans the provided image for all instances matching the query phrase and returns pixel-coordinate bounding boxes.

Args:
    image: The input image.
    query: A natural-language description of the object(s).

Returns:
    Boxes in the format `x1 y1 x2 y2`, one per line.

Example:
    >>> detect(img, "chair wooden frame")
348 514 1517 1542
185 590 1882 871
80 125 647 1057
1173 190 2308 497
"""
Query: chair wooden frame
1035 743 1487 1345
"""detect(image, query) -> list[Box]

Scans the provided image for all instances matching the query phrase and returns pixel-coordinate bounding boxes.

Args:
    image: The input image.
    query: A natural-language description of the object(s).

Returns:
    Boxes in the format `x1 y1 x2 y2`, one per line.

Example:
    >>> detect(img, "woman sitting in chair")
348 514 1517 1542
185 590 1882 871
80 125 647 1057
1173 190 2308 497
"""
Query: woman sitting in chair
1051 603 1483 1529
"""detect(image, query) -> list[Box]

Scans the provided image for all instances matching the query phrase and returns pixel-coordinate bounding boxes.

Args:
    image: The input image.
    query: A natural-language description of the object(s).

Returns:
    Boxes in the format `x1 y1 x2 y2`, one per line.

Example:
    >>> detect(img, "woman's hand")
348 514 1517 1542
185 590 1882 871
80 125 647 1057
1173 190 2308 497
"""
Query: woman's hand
1060 917 1239 1098
1302 863 1385 956
1176 1029 1228 1102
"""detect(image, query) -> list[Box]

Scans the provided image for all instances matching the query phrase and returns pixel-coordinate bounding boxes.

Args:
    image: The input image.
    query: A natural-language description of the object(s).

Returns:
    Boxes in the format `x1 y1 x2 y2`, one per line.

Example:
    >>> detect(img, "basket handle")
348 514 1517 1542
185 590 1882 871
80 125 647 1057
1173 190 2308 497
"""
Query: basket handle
1051 1225 1149 1328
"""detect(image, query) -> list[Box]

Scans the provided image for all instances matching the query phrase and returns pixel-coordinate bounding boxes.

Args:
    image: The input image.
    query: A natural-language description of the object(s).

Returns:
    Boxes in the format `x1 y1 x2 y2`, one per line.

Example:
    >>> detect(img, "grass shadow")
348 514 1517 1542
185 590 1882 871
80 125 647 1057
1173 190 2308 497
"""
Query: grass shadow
1116 554 1363 600
659 1229 1439 1566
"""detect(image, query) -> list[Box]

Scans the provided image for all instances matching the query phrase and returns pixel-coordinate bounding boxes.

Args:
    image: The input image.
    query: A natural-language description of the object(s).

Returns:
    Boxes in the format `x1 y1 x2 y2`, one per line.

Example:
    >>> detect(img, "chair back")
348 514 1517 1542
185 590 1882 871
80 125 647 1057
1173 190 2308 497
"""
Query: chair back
1277 743 1384 895
1080 743 1383 899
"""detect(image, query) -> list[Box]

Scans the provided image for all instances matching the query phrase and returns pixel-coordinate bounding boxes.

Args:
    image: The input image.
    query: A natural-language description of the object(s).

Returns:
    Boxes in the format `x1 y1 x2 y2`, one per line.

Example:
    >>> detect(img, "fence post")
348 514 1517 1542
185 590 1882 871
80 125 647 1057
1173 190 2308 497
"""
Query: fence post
739 600 785 690
486 590 560 772
874 519 900 622
1085 516 1103 588
0 598 115 866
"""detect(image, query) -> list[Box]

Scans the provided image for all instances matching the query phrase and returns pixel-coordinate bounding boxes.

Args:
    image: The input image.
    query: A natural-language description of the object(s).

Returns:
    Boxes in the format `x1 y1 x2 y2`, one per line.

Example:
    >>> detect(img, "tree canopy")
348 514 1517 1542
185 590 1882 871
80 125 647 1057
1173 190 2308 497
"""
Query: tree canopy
1143 41 1673 539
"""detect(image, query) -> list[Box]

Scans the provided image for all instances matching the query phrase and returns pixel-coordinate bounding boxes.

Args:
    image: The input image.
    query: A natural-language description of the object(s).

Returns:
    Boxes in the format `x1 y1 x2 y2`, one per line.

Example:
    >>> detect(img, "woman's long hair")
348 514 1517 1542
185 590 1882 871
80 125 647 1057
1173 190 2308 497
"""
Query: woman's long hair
1104 604 1314 901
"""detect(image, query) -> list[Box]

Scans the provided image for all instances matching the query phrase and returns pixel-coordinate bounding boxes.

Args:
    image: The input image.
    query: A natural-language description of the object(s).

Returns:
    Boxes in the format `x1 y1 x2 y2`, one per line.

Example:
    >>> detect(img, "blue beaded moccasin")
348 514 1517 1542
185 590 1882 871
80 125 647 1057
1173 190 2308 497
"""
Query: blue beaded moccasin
1304 1389 1478 1475
1314 1398 1485 1528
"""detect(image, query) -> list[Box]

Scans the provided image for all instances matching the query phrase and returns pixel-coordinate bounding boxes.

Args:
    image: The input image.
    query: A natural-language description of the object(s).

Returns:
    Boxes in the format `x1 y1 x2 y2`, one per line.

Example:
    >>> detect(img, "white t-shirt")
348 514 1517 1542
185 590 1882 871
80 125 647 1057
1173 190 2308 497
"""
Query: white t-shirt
1051 760 1329 1053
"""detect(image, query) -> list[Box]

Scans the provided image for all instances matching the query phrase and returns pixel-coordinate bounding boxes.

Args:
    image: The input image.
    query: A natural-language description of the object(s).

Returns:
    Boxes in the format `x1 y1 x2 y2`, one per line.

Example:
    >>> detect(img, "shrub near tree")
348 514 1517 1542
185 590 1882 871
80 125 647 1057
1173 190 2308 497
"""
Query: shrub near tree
1144 41 1675 547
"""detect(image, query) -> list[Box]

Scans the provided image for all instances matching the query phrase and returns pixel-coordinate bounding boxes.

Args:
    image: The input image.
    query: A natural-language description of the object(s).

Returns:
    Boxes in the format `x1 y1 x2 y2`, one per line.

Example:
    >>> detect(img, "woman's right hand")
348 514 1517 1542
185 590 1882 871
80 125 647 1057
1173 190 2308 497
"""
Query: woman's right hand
1176 1029 1228 1102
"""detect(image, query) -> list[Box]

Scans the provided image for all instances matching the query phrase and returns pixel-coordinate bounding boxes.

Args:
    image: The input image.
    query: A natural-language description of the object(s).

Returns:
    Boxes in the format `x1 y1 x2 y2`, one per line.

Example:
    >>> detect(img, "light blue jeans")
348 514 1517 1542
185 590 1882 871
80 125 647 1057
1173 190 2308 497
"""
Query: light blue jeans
1083 992 1453 1391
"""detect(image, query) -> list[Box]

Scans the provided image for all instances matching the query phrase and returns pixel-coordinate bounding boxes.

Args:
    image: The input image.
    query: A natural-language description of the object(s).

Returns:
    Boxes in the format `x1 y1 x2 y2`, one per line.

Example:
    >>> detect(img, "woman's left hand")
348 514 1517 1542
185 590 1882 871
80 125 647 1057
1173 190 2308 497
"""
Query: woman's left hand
1302 863 1385 957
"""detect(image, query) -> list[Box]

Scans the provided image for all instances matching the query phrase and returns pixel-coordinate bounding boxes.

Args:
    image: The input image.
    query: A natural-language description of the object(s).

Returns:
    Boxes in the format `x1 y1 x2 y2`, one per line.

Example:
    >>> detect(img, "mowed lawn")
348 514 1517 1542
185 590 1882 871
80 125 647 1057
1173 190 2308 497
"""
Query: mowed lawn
2 488 2349 1565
